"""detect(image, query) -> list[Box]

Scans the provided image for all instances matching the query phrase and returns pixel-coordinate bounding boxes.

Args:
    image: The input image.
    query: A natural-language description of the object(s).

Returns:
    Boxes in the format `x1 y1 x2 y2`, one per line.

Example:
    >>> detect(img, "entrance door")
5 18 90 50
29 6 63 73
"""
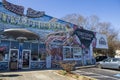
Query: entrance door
22 50 31 69
9 49 19 70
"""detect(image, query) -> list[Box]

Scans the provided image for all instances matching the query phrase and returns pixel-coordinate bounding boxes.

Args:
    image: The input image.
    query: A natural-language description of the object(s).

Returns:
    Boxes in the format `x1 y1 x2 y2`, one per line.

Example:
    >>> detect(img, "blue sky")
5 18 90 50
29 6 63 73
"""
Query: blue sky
0 0 120 31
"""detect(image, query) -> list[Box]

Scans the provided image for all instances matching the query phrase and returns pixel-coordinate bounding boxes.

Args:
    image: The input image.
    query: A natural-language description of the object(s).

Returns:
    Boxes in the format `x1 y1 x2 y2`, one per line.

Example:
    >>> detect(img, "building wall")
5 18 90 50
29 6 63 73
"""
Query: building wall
0 2 75 41
0 1 98 70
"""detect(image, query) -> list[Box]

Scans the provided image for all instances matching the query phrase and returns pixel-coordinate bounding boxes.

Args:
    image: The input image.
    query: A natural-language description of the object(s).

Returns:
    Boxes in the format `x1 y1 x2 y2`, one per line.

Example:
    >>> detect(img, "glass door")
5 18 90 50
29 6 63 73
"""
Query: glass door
9 49 19 70
22 50 31 69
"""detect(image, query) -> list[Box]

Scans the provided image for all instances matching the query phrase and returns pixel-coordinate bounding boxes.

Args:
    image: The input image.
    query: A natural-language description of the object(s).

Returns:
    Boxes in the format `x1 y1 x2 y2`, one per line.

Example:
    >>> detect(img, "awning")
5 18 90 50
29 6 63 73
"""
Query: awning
3 29 40 40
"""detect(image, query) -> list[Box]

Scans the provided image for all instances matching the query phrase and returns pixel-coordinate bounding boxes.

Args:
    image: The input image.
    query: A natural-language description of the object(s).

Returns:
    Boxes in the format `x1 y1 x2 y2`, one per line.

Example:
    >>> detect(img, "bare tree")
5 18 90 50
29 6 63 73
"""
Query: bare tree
86 15 99 31
61 13 87 28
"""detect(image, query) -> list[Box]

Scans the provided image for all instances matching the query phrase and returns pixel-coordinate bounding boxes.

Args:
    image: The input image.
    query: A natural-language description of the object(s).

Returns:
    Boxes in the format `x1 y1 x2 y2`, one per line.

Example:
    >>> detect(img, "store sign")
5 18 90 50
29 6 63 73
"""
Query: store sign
96 33 108 49
2 0 24 16
2 0 45 18
73 28 95 48
26 8 45 18
0 12 66 31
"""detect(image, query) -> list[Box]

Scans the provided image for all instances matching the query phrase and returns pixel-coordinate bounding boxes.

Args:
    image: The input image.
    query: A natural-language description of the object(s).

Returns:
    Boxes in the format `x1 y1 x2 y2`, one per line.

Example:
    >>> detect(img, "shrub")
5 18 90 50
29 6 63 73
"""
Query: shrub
59 61 76 73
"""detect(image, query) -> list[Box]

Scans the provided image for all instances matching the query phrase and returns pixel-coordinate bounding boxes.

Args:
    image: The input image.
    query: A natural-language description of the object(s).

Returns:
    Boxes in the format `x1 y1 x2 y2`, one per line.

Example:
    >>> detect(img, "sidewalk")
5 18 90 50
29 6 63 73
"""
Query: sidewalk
0 69 74 80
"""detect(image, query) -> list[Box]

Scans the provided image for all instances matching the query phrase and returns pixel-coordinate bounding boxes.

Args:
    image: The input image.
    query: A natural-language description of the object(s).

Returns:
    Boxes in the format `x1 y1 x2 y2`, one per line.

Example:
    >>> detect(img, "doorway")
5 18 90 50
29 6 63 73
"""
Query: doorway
22 50 31 69
9 49 19 70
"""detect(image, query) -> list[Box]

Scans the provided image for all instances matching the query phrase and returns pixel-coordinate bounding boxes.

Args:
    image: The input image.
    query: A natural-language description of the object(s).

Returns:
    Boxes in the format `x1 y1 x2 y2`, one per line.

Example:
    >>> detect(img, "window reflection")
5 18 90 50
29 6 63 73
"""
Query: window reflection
39 43 46 60
31 43 38 61
65 48 73 58
0 40 10 61
63 46 82 60
23 42 30 49
11 41 19 49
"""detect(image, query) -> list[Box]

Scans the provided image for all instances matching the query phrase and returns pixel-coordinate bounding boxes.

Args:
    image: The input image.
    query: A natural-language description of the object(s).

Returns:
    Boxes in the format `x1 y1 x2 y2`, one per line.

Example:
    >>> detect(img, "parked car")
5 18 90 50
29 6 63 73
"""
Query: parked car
96 58 120 70
95 56 108 62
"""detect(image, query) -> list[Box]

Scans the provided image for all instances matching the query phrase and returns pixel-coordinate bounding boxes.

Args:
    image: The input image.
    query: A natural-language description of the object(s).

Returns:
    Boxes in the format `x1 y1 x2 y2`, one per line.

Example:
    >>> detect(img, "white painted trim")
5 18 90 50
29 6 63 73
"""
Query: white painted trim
22 49 31 69
9 49 19 70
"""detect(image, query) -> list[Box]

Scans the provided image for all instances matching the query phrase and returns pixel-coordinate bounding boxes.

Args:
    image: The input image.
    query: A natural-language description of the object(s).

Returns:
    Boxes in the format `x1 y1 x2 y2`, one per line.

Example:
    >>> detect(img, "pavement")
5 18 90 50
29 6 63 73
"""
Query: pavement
0 65 96 80
0 65 118 80
73 67 120 80
0 69 75 80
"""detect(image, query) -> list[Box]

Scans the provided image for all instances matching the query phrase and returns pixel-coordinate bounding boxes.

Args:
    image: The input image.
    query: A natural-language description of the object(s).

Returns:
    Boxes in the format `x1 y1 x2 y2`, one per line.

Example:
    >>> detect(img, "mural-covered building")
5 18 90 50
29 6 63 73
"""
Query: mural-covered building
0 0 108 70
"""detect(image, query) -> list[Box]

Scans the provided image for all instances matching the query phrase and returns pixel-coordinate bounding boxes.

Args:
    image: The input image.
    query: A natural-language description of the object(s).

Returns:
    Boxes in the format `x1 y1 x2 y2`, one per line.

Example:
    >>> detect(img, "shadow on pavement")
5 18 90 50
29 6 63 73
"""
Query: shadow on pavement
0 68 62 73
0 74 22 77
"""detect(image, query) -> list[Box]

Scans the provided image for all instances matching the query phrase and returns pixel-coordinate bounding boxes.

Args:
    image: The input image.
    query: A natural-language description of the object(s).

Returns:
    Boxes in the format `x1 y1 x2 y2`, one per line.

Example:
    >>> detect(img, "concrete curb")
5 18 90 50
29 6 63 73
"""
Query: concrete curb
75 65 96 69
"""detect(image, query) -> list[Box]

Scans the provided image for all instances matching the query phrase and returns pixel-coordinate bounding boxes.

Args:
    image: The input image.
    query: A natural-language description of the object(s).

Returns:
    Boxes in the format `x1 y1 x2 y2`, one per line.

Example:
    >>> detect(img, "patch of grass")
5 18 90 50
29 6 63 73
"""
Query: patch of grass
57 70 96 80
58 70 67 75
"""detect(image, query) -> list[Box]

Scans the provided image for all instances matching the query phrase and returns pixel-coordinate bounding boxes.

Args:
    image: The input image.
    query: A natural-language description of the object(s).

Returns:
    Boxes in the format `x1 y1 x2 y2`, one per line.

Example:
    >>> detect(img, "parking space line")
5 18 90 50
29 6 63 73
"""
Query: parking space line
114 74 120 78
75 70 119 80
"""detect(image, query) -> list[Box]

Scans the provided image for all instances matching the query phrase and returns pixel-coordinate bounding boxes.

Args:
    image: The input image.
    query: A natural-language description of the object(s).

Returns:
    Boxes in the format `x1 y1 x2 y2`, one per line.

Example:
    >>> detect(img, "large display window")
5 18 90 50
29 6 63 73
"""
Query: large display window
63 46 82 60
31 43 39 61
23 42 31 49
39 43 46 61
10 41 19 49
0 40 10 61
73 47 82 59
63 47 73 59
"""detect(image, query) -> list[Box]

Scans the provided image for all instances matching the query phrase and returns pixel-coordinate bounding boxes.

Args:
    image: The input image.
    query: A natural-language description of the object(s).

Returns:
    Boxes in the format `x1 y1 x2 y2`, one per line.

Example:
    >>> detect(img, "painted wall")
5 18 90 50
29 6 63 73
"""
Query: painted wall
0 2 76 42
0 1 108 69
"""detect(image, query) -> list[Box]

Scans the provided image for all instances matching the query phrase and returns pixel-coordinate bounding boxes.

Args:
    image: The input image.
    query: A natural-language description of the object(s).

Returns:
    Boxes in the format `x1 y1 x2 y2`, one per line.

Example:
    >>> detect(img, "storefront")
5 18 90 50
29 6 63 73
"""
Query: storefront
0 39 47 70
0 0 108 70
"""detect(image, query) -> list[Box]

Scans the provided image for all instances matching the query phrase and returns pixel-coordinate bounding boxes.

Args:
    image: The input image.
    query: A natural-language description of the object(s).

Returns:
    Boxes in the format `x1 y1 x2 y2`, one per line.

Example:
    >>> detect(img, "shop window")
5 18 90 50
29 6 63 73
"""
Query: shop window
63 47 73 59
0 40 10 61
39 43 46 61
73 47 82 59
63 46 82 60
31 43 38 61
11 41 19 49
23 42 30 49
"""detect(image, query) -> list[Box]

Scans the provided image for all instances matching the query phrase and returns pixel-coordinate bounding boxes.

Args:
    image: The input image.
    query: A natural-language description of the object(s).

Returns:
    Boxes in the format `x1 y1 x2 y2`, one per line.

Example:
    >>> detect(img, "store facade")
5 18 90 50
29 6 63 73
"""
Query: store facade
0 0 108 70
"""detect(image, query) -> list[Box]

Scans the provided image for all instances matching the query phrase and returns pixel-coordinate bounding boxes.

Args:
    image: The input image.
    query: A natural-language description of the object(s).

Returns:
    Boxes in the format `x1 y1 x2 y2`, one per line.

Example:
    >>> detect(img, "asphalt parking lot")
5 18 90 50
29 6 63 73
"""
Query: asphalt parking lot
73 67 120 80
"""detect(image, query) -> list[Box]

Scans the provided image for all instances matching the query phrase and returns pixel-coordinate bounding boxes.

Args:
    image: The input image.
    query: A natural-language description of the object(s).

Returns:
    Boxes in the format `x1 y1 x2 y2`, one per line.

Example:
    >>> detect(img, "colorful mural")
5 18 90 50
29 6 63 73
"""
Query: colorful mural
2 0 24 16
45 28 94 59
0 12 66 31
31 61 46 69
0 0 108 70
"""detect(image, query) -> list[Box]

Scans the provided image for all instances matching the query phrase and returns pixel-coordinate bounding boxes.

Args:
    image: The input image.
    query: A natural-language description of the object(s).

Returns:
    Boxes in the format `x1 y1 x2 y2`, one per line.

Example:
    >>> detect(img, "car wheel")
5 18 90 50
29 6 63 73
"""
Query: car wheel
97 64 102 69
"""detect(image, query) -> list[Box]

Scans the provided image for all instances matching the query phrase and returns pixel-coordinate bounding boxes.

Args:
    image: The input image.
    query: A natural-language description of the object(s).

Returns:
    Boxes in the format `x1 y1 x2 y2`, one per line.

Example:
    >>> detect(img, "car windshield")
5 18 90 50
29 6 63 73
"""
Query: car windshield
102 58 111 62
95 56 108 62
112 58 120 62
